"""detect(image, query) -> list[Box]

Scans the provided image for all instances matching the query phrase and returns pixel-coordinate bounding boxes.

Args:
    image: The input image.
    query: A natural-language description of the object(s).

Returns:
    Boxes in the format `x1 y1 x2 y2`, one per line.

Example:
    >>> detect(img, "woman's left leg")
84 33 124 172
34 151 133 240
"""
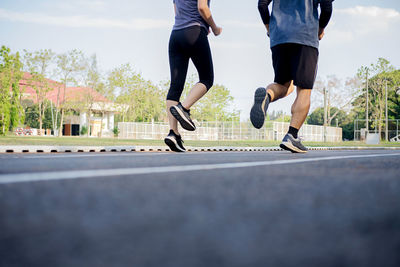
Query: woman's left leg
181 29 214 110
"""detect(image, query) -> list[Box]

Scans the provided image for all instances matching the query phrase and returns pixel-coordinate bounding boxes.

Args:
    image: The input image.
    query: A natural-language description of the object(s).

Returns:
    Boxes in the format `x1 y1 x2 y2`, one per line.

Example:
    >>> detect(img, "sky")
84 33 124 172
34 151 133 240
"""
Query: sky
1 0 400 120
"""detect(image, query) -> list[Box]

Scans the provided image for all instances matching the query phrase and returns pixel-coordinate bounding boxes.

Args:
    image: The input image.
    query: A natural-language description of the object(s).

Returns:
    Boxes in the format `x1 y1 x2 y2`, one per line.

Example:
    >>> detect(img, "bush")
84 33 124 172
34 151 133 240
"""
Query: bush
113 126 119 137
80 126 88 135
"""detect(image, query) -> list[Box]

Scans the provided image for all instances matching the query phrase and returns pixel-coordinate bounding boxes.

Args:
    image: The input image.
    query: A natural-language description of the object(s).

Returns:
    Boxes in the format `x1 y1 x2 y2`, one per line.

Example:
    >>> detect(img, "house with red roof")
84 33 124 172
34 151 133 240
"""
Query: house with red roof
19 73 126 137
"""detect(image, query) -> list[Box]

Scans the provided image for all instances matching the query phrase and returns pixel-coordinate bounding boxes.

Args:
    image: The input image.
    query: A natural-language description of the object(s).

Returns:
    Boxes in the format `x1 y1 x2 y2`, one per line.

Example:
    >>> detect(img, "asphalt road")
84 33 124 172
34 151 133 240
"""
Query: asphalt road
1 150 400 267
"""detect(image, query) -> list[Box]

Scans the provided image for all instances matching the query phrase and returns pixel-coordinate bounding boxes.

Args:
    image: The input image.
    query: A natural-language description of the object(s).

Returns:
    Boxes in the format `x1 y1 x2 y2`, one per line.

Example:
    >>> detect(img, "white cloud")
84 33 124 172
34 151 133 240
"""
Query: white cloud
336 5 400 18
326 6 400 44
0 8 170 30
45 0 108 12
76 0 108 11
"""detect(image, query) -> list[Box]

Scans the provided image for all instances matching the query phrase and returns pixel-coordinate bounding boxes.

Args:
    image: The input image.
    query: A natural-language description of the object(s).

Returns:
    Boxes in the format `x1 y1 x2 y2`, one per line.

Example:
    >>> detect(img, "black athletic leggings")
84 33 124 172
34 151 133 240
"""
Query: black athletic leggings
167 25 214 101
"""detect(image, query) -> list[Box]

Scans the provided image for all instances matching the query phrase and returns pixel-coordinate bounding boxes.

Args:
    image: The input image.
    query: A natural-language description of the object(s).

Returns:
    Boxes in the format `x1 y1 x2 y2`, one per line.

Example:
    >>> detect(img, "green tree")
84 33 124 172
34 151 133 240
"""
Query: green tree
24 101 58 130
109 64 165 122
307 107 324 125
308 107 354 140
307 107 347 126
0 46 24 135
55 49 86 136
170 75 237 122
386 70 400 120
23 49 55 134
82 54 105 137
354 58 397 138
341 111 356 141
192 84 236 121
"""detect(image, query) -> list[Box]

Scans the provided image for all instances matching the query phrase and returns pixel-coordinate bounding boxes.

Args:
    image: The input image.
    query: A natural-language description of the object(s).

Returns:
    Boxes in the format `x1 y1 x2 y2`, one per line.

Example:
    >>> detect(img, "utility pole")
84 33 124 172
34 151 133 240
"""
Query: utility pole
50 101 55 135
365 69 369 138
323 86 327 142
385 79 388 142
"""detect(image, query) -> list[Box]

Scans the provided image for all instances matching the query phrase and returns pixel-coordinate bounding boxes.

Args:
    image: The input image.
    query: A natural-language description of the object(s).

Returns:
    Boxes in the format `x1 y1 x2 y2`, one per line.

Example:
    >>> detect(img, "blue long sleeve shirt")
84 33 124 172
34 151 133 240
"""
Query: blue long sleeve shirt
258 0 334 49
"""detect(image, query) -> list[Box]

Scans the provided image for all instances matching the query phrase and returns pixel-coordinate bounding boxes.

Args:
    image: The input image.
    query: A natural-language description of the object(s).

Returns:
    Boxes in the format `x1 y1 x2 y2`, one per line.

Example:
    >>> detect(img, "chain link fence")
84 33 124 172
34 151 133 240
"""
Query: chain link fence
118 121 342 142
354 119 400 141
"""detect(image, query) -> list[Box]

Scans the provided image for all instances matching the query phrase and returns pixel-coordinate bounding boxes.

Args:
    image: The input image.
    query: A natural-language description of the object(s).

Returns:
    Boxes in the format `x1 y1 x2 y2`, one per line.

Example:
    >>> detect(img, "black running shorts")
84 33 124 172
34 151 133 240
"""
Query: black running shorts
271 43 319 89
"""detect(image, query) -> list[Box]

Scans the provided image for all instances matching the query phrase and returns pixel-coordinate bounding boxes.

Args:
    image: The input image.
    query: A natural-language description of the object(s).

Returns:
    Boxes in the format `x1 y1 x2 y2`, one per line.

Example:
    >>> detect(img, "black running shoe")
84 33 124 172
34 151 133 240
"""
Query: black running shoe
280 133 308 153
164 130 186 152
250 87 270 129
170 103 196 131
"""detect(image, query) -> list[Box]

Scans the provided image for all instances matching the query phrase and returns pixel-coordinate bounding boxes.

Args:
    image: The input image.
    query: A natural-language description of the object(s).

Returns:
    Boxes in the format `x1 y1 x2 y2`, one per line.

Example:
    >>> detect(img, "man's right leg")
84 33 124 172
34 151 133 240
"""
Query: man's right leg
251 42 296 129
250 81 293 129
267 81 294 102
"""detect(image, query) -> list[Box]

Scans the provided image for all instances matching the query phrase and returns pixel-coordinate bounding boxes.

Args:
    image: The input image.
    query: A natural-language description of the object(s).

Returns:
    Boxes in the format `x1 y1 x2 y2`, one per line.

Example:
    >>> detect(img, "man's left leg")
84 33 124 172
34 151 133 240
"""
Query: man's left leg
290 87 312 130
280 87 311 153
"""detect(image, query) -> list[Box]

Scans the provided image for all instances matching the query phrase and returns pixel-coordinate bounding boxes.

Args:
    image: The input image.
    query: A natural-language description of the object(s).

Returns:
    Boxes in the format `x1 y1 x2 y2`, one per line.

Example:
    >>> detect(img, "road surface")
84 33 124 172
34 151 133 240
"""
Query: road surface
1 150 400 267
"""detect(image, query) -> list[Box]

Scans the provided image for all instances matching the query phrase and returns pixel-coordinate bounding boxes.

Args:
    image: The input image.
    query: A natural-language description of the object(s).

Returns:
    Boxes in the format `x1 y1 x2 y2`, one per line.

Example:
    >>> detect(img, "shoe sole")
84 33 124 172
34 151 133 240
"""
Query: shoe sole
170 106 196 131
280 142 307 153
164 137 185 152
250 88 268 129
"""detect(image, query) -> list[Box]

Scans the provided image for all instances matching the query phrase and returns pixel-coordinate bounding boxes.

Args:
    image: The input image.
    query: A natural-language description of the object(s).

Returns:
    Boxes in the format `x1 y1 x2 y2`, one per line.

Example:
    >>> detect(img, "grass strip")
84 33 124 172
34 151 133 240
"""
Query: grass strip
1 136 399 147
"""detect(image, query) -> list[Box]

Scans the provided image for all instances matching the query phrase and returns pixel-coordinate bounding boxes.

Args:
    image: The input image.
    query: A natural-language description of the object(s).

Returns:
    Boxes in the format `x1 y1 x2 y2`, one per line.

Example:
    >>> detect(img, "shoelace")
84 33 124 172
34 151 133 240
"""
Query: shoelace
176 135 184 143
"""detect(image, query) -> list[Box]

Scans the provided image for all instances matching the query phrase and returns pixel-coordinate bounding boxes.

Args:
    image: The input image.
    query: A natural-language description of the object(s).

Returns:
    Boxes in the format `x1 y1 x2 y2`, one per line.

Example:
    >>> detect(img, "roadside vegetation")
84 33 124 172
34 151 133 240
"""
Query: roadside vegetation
1 45 400 142
1 135 399 148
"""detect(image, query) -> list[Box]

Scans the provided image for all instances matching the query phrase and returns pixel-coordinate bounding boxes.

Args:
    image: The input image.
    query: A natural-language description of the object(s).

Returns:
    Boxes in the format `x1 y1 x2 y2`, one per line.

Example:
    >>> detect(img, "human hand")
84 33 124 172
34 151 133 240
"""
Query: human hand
212 26 222 36
318 27 325 40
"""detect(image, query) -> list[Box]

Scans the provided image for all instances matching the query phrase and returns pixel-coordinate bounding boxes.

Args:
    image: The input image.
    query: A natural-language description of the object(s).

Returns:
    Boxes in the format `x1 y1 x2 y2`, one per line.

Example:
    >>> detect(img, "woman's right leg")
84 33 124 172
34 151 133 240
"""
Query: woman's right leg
165 30 190 151
166 100 179 134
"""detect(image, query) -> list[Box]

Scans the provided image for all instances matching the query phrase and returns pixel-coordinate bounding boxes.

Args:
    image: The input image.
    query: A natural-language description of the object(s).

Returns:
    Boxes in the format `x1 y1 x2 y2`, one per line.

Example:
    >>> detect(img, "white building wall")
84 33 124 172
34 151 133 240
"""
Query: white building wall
108 113 114 130
80 112 87 127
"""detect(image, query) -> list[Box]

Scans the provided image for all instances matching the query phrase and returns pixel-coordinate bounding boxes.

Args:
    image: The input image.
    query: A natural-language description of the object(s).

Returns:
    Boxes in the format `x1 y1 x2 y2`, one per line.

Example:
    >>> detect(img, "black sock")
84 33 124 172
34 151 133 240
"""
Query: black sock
288 126 299 139
180 103 190 112
169 129 180 137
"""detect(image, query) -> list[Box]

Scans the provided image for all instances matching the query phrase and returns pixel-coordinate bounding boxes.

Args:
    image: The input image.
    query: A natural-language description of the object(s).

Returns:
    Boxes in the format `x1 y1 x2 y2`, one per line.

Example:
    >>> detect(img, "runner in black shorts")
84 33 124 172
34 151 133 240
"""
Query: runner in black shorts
251 0 334 153
165 0 222 152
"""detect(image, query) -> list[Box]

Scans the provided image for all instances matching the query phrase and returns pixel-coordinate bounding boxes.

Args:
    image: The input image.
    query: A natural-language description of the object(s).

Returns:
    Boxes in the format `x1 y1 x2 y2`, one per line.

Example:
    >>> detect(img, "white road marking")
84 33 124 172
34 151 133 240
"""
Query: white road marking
0 152 399 185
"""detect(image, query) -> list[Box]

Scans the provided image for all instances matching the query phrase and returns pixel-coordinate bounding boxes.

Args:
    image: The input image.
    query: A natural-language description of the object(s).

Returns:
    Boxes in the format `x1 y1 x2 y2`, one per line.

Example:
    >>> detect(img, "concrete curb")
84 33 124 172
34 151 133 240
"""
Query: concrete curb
1 145 400 153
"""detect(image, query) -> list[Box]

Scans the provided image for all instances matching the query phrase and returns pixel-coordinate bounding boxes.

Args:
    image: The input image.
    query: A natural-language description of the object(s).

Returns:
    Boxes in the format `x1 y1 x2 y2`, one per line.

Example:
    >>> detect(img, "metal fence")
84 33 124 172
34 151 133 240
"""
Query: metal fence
354 119 400 141
118 121 342 142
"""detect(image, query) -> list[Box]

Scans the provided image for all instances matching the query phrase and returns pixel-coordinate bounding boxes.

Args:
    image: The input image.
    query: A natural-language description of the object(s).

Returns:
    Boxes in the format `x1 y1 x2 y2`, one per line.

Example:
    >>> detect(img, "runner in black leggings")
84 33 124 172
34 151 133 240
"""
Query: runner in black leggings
165 0 222 152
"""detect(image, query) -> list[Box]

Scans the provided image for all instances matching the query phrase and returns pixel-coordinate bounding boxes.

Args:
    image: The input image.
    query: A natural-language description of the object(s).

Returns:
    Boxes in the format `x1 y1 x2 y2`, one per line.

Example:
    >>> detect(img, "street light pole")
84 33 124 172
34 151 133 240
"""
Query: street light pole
366 69 369 137
323 87 327 142
385 79 388 142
